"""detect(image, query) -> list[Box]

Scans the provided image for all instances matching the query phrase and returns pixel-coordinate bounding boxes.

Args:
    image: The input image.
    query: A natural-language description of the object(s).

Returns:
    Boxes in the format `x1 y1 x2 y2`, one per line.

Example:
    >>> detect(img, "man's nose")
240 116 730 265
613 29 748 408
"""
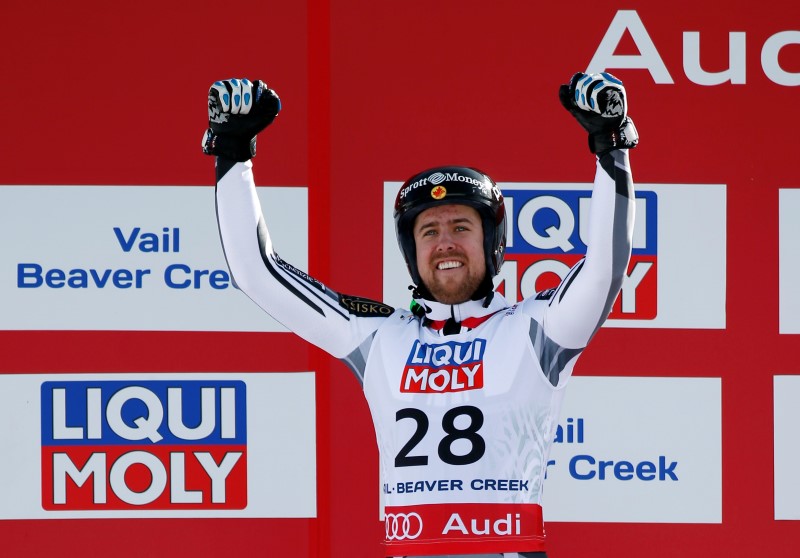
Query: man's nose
435 231 456 251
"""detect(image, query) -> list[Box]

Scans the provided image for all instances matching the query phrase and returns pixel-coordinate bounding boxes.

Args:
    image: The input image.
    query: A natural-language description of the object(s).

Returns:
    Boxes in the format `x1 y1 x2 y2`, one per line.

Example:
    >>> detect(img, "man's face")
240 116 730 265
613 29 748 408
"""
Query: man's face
413 204 486 304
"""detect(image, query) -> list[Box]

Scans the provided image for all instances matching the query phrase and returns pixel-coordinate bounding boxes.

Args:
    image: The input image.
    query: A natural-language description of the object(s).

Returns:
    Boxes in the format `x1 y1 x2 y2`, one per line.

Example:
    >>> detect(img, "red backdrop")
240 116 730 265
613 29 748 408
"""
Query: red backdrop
2 0 799 556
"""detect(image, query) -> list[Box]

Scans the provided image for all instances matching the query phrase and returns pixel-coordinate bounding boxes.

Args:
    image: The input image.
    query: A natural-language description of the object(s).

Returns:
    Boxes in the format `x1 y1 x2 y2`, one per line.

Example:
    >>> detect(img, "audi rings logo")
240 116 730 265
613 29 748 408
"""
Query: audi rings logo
428 172 447 185
385 512 423 540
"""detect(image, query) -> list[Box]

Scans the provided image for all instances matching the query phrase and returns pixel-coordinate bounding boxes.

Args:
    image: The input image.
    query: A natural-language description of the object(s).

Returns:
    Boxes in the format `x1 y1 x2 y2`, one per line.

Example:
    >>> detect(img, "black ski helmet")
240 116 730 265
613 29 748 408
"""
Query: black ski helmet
394 166 507 289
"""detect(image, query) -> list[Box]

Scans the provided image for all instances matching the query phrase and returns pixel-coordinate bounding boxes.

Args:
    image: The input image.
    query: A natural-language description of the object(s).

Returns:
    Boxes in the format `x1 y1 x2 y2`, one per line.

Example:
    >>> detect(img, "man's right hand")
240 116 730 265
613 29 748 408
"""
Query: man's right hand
202 78 281 162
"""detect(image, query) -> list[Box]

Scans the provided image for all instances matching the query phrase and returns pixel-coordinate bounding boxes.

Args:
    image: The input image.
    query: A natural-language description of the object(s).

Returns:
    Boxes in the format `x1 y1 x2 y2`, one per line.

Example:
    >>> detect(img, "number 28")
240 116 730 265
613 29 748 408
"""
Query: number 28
394 405 486 467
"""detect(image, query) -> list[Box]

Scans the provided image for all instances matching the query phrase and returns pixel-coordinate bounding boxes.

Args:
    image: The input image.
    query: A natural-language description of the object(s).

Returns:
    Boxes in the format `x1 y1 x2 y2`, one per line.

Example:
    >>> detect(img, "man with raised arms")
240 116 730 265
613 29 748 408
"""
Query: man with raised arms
202 72 638 557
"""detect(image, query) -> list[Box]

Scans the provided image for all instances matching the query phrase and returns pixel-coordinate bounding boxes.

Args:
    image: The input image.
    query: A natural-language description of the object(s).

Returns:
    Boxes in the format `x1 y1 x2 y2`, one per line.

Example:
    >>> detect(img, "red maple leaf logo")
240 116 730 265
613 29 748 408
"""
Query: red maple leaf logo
431 186 446 199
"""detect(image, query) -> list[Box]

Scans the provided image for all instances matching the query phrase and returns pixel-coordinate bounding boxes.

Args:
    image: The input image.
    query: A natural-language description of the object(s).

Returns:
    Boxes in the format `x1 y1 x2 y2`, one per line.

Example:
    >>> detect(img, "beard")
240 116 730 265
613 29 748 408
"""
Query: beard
421 266 486 304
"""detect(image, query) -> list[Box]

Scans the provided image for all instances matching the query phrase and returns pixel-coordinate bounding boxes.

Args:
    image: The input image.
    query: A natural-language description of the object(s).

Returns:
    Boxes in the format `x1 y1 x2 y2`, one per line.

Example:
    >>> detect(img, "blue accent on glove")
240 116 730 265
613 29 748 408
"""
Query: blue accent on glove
601 72 623 85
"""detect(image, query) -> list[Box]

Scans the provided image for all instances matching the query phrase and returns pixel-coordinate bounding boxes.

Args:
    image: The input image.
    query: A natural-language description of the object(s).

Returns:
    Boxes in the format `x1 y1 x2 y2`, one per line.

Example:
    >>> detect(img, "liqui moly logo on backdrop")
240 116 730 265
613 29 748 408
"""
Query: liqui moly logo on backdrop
401 339 486 393
498 189 658 320
41 380 247 510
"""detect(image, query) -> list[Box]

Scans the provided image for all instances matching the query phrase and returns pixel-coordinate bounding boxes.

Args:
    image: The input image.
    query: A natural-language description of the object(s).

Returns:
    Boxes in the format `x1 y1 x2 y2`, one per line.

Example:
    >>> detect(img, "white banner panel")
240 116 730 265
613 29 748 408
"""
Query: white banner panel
383 182 726 329
775 375 800 519
0 186 307 332
779 189 800 334
0 372 316 519
542 376 721 523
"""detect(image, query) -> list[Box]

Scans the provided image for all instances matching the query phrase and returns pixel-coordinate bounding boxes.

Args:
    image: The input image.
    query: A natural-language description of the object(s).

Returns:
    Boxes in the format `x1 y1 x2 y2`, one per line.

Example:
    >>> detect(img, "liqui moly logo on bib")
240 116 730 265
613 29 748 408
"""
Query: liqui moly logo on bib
40 380 247 510
401 339 486 393
500 189 658 320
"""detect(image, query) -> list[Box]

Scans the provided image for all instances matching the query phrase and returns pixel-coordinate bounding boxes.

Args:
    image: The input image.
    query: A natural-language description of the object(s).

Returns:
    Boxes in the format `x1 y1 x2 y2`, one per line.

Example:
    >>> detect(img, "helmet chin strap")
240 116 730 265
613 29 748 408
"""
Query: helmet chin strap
471 274 495 304
409 283 434 302
408 286 430 318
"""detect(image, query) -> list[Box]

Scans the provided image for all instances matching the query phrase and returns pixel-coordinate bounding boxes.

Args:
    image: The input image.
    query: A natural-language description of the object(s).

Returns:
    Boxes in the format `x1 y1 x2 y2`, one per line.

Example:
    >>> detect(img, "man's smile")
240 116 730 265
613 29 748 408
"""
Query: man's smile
436 260 464 271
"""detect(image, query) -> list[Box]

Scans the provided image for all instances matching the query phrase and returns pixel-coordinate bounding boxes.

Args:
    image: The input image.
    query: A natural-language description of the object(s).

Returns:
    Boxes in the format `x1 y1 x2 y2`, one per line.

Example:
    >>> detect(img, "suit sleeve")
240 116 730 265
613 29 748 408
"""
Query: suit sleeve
214 158 391 382
522 149 634 371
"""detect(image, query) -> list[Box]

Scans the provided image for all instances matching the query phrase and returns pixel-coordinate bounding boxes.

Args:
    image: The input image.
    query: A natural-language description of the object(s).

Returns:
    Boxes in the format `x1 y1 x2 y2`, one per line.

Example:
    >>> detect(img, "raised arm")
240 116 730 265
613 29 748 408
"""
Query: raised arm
203 79 392 381
526 72 638 351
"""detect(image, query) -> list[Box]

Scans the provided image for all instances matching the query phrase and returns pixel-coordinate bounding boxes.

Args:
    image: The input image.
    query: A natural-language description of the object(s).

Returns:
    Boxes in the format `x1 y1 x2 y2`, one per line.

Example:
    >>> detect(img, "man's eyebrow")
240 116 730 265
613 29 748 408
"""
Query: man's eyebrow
415 216 475 233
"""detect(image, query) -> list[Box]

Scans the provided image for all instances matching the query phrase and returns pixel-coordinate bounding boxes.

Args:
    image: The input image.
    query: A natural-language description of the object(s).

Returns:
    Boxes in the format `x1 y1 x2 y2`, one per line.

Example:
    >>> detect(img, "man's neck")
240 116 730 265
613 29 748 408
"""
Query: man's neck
413 291 508 322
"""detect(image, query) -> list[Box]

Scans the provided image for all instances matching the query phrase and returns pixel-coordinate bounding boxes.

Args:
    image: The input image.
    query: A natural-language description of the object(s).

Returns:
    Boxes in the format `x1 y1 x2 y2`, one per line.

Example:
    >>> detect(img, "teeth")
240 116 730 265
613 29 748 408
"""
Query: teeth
437 261 462 270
